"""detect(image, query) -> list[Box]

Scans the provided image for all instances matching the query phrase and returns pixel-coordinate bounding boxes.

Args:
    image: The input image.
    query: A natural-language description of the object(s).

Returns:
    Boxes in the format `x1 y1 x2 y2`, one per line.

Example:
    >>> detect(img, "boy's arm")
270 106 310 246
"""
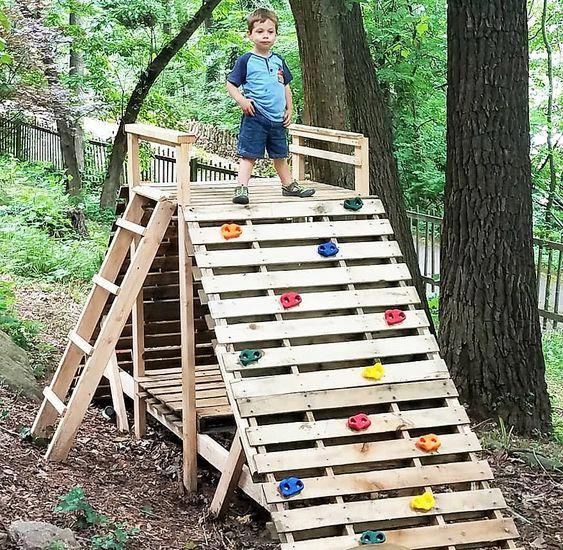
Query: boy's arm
226 81 255 116
283 85 293 128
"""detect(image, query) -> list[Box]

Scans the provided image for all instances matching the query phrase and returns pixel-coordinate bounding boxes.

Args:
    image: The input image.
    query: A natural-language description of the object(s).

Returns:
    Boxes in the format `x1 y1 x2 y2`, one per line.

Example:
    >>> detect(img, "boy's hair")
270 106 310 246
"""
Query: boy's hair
247 8 279 33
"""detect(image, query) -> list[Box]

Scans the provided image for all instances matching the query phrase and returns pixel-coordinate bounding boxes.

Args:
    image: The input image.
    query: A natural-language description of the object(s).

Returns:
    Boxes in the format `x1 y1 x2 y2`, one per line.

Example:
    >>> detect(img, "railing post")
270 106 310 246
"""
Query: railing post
291 134 306 181
354 136 370 196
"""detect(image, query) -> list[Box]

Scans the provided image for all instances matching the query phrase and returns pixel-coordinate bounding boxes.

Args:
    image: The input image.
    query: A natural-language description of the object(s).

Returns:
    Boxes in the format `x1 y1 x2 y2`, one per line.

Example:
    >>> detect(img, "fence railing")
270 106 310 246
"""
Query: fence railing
0 117 238 184
408 210 563 328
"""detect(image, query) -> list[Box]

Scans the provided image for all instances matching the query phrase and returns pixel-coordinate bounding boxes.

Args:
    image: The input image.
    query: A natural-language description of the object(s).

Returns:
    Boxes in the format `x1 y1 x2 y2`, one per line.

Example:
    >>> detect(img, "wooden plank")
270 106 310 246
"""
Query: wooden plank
246 406 469 446
92 274 120 295
202 263 412 294
231 358 448 399
43 388 66 415
69 331 93 356
125 123 196 146
289 127 362 147
215 306 424 343
289 124 364 142
289 144 360 166
239 379 459 417
291 135 305 180
189 219 393 245
354 137 370 196
104 353 129 433
263 460 493 503
184 199 385 222
115 218 146 236
280 519 518 550
273 488 506 533
254 432 480 473
224 334 435 372
209 289 422 320
197 241 402 268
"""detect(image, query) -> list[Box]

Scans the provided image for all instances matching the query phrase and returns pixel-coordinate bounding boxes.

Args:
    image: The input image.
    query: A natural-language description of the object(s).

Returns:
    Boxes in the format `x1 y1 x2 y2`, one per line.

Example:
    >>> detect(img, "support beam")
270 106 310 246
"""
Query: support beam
104 353 129 433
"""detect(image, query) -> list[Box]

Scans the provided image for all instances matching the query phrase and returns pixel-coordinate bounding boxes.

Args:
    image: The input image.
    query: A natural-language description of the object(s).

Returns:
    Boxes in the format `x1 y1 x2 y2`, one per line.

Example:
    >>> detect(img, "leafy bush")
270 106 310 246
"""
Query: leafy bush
91 525 140 550
55 486 107 528
0 280 38 348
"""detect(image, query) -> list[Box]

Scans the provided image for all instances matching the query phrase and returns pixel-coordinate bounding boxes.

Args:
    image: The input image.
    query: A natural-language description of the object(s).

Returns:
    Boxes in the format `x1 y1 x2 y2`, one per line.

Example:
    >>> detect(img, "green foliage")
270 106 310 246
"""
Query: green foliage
0 280 39 349
542 330 563 442
55 486 107 528
0 155 108 282
91 525 140 550
47 541 69 550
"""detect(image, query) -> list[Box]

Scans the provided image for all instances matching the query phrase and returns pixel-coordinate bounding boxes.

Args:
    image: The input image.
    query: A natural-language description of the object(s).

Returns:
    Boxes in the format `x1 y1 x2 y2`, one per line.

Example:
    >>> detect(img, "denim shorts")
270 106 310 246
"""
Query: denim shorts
237 111 289 159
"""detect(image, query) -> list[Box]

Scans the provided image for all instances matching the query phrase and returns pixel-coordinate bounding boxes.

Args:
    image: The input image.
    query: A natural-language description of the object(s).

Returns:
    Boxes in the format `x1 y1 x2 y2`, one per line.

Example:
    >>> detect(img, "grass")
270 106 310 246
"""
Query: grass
542 330 563 442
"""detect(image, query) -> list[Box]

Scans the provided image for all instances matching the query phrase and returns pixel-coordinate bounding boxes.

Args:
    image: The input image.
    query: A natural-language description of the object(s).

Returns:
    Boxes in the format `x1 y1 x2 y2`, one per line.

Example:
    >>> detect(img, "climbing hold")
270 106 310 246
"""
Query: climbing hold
362 361 385 381
410 490 435 512
415 434 441 453
280 291 302 309
278 477 304 498
344 197 364 211
317 242 339 257
347 413 372 432
385 309 406 326
221 223 242 240
239 349 264 367
360 530 386 545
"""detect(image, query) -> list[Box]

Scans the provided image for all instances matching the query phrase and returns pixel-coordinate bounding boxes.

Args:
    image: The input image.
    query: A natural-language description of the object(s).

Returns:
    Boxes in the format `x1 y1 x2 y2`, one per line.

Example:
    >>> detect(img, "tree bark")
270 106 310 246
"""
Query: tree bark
69 9 85 175
440 0 551 433
56 118 82 196
289 0 429 314
99 0 223 210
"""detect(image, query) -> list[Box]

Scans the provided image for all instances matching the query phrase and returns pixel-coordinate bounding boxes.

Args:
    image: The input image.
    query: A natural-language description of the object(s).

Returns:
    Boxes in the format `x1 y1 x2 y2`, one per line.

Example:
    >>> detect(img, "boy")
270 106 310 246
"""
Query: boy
226 8 315 205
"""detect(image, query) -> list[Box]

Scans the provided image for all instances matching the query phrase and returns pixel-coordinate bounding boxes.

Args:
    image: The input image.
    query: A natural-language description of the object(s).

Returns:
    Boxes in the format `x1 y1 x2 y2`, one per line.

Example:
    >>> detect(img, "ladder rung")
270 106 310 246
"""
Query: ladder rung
116 218 146 236
69 331 94 356
92 274 120 295
43 387 67 414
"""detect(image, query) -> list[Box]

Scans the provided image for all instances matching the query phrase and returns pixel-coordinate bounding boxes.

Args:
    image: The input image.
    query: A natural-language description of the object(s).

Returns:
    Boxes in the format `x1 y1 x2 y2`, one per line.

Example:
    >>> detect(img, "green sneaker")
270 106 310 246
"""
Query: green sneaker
282 181 316 198
233 185 249 205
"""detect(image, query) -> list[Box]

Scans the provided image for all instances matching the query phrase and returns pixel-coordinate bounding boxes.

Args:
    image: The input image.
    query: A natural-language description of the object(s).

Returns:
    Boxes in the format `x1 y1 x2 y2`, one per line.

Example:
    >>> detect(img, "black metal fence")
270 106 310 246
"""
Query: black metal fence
408 210 563 328
0 117 238 184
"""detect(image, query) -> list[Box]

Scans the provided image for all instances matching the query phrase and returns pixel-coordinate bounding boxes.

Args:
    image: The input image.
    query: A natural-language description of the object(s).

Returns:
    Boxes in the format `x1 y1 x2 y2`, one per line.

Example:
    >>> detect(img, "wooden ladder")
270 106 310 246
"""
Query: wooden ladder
32 193 175 461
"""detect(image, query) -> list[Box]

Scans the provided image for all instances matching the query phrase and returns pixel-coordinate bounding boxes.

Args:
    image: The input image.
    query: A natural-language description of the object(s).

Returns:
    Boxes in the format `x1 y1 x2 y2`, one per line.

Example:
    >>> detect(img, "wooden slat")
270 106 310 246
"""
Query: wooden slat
202 263 412 294
280 519 518 550
115 218 146 236
239 379 459 417
43 387 66 414
246 406 469 446
92 274 120 295
184 199 385 222
263 460 493 503
69 330 93 356
189 219 393 245
125 123 196 146
273 488 506 533
215 306 423 343
254 432 480 473
289 126 362 146
289 124 364 142
197 241 402 268
289 144 359 166
209 289 421 320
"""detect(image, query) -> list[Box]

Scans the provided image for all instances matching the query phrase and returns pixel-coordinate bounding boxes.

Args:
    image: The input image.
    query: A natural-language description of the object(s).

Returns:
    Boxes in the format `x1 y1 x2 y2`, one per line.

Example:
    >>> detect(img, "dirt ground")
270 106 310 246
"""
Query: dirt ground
0 282 561 549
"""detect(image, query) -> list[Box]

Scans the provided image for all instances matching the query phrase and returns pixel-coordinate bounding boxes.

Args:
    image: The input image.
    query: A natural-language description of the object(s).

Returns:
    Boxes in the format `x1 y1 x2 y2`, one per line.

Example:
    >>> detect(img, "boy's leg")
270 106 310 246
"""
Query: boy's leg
235 114 267 204
268 128 315 198
233 158 255 204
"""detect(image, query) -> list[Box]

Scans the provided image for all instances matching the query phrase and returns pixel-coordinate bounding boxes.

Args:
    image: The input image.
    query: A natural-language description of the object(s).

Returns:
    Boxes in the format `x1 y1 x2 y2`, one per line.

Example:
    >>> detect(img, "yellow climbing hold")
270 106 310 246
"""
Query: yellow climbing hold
362 361 384 381
410 490 435 512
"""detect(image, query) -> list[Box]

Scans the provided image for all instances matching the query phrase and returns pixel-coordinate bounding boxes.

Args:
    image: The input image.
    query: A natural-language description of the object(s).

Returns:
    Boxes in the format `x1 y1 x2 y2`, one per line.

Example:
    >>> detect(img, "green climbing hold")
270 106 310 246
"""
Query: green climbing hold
360 530 386 545
344 197 364 211
239 349 264 366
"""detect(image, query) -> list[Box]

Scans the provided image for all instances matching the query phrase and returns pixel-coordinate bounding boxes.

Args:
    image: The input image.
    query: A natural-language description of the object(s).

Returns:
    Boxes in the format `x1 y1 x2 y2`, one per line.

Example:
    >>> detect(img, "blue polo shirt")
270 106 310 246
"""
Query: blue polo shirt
227 52 293 123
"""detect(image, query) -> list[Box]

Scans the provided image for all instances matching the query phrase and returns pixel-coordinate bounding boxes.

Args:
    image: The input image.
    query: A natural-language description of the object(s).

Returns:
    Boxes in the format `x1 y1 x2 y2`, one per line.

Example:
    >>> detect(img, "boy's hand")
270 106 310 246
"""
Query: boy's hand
239 98 256 116
283 109 293 128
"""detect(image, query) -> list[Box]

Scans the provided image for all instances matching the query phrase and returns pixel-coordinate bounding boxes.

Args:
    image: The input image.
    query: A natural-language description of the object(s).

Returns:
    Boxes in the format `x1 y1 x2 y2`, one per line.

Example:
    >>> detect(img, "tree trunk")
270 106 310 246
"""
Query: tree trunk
56 118 82 196
69 9 85 174
289 0 429 314
99 0 223 210
440 0 551 433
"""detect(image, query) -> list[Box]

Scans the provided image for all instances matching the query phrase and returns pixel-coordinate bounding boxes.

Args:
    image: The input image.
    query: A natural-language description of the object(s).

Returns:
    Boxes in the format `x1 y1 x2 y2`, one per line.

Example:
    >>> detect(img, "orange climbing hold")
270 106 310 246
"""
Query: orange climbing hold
221 223 242 240
416 434 441 453
362 361 384 381
410 490 435 512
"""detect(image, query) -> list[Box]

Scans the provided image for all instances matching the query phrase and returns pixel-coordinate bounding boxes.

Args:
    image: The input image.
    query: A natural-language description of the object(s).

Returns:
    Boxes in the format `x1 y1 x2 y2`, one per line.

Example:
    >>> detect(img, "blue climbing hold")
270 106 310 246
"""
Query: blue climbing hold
318 242 339 257
278 477 304 498
344 197 364 211
360 530 386 545
239 349 264 366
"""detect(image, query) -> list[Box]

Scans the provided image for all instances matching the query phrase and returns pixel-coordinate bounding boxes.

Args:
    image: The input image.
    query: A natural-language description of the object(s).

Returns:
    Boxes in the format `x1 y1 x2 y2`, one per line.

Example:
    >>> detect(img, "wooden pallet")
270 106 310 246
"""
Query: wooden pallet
185 198 519 549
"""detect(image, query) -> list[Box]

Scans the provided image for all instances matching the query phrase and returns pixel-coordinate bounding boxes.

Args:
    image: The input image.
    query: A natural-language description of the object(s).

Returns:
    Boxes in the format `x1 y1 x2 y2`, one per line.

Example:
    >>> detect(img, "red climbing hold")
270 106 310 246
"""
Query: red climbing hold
347 413 371 432
280 291 302 309
384 309 406 326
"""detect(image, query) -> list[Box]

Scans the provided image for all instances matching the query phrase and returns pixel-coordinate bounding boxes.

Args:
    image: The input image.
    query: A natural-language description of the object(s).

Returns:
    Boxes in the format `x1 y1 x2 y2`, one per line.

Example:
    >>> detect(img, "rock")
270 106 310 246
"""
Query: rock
0 330 40 399
8 520 79 549
0 531 8 548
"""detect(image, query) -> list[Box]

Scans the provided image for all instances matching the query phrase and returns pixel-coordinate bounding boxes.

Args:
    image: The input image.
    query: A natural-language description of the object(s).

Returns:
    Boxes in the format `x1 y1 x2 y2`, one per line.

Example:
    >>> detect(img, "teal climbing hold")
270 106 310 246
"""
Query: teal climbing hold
344 197 364 211
360 530 386 544
239 349 264 366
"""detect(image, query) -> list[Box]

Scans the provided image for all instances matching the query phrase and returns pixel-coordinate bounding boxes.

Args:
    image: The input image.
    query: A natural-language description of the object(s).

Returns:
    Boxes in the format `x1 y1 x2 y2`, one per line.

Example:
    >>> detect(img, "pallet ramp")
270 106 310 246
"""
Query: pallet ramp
185 198 519 550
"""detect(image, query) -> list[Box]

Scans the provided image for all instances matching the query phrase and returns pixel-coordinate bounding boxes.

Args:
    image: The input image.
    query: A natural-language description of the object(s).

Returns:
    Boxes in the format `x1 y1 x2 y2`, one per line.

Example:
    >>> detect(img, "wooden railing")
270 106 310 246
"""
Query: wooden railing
288 124 370 196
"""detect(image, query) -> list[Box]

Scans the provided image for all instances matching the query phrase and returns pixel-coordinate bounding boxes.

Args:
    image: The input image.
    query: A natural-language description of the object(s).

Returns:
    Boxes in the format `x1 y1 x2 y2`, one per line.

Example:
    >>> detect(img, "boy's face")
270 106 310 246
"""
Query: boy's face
248 18 277 51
